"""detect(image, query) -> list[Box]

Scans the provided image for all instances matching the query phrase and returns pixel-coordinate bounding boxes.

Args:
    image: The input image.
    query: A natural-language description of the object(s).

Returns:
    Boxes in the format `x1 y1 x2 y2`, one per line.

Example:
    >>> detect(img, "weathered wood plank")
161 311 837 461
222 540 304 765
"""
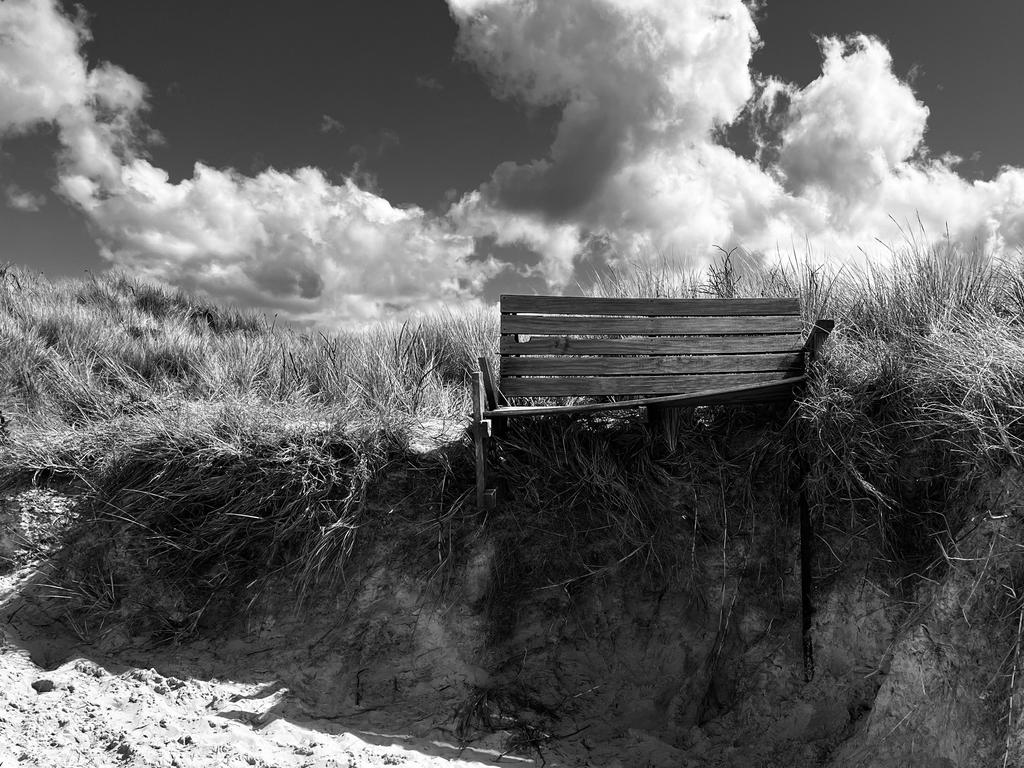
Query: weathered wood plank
482 376 806 417
499 371 795 397
803 318 835 372
500 295 800 317
501 315 802 336
500 334 804 356
471 372 493 510
478 356 501 410
501 352 803 377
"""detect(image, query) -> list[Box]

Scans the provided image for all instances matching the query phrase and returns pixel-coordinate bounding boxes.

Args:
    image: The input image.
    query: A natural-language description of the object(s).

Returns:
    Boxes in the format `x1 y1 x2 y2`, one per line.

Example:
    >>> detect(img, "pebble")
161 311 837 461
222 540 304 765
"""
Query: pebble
31 679 55 694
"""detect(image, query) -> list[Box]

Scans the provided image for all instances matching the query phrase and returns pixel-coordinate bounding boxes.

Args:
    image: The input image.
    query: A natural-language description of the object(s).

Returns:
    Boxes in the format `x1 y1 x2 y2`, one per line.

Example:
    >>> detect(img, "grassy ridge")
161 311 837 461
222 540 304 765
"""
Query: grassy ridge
0 267 494 424
3 243 1024 637
0 266 493 634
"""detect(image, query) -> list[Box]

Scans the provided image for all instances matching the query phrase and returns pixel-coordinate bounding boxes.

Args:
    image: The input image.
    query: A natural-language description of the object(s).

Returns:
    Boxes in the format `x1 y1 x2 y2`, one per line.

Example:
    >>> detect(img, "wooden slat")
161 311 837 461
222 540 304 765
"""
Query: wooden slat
483 376 806 417
471 372 490 510
500 295 800 317
501 352 802 377
500 334 803 356
499 371 795 397
501 315 802 336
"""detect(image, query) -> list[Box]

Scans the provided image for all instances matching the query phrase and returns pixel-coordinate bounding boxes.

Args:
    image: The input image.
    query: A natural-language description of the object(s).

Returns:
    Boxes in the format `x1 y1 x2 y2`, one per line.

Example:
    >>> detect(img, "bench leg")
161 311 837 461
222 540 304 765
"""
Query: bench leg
472 372 497 511
474 419 496 511
797 433 815 682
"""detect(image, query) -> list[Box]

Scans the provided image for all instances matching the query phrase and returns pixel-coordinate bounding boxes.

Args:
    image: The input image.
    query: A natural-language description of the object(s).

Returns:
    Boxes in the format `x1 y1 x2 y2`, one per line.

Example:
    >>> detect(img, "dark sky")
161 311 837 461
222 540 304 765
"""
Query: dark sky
2 0 1023 281
75 1 555 200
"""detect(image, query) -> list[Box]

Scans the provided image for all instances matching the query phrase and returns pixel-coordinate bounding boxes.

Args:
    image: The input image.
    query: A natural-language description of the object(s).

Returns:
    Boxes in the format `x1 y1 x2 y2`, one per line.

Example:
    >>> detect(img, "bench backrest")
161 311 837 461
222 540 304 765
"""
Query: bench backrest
499 295 804 399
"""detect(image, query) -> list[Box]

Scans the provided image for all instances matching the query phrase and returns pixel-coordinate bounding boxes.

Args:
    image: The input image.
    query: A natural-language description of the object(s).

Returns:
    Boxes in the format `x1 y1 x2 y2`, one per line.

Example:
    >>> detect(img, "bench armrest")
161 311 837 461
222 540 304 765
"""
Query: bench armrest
478 356 508 410
803 318 834 368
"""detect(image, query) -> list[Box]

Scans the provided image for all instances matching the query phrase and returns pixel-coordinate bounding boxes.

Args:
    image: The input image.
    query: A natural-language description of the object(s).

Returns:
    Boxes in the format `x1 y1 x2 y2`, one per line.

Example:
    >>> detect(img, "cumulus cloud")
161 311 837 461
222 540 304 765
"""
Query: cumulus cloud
62 151 483 323
60 161 483 323
4 183 45 212
0 0 485 324
450 0 757 217
3 0 1024 321
446 0 766 282
0 0 88 134
777 36 929 200
767 35 1024 258
446 1 1024 285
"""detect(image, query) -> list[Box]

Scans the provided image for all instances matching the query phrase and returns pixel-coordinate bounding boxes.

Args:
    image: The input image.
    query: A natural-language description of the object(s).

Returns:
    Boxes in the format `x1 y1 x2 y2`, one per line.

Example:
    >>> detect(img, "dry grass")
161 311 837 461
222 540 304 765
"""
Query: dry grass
0 264 491 635
3 240 1024 642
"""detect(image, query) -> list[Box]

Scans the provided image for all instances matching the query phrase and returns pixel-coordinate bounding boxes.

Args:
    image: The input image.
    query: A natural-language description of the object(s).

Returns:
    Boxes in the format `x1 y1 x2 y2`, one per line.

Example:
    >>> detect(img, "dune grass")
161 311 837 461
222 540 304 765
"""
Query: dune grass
3 241 1024 638
0 264 495 635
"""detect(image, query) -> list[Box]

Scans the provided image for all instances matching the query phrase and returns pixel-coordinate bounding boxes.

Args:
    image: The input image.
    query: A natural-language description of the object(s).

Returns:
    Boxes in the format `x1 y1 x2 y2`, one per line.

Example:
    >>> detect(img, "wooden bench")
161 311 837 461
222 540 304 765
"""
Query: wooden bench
470 295 833 678
472 296 832 505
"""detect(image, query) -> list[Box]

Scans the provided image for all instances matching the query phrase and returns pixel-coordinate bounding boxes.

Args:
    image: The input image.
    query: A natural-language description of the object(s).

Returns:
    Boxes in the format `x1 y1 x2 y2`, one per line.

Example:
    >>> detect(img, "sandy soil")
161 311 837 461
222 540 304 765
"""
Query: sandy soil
0 488 537 768
0 481 831 768
0 569 535 768
3 469 1023 768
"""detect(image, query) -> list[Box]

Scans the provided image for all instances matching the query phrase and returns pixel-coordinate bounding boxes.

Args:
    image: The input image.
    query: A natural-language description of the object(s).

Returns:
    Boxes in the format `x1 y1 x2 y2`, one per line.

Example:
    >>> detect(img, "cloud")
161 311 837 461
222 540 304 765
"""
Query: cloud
59 161 485 323
0 0 88 135
55 150 487 323
764 36 1024 258
4 183 45 212
445 0 786 284
3 0 1024 322
450 0 758 219
450 191 584 286
0 0 146 180
320 114 344 134
446 2 1024 285
0 0 487 324
776 36 929 200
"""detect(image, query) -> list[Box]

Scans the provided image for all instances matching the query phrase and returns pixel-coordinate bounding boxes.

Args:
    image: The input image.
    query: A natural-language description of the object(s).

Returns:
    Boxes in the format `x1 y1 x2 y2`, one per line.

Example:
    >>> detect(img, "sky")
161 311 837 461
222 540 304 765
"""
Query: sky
1 0 1023 325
